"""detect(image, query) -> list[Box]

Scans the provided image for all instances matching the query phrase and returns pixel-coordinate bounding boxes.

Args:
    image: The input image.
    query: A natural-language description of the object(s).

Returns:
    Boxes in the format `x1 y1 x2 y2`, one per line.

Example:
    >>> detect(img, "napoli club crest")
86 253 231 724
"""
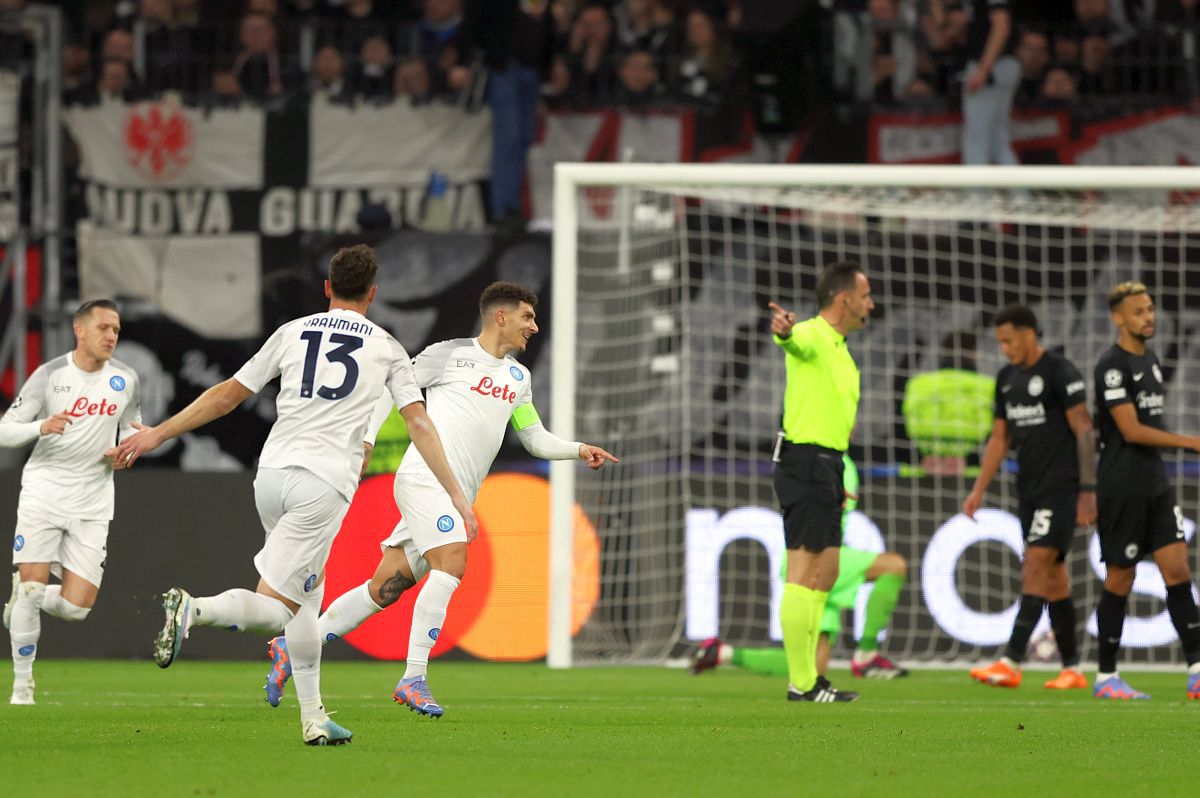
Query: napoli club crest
304 574 317 593
509 365 524 381
437 515 455 533
110 375 126 391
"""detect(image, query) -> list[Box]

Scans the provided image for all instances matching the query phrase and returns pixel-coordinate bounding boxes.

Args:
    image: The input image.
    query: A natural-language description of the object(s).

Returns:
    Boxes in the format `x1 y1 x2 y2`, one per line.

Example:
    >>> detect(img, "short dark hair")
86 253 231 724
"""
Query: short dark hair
479 281 538 316
993 304 1039 333
1107 281 1148 311
74 299 119 322
815 261 863 309
328 244 378 300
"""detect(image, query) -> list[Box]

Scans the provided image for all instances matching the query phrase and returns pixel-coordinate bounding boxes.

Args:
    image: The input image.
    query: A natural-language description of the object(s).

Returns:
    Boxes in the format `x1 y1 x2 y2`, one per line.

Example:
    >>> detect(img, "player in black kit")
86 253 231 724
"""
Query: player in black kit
1092 282 1200 700
964 305 1096 690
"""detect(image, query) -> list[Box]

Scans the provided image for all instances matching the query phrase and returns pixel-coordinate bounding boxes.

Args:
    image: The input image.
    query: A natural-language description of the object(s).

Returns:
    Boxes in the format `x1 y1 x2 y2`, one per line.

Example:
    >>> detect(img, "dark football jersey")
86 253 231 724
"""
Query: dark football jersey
1094 344 1170 498
994 350 1087 501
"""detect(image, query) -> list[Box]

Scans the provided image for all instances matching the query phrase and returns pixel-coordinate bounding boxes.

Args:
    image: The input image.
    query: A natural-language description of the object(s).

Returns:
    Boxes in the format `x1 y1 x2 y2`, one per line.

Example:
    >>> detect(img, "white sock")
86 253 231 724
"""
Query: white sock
1000 656 1019 670
318 581 382 645
1096 670 1117 682
403 570 460 680
10 582 46 682
192 588 293 634
718 643 734 666
852 649 877 665
40 586 90 621
288 585 324 722
1188 662 1200 676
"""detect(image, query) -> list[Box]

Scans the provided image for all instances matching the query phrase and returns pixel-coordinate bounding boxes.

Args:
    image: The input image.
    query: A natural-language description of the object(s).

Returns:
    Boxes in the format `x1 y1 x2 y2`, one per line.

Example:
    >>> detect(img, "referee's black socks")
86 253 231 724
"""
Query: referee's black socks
1003 594 1046 664
1096 590 1128 674
1165 582 1200 667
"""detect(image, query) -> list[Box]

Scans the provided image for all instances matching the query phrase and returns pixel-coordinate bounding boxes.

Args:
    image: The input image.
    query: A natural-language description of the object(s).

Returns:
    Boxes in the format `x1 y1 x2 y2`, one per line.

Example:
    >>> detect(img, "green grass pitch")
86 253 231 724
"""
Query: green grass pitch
1 661 1195 796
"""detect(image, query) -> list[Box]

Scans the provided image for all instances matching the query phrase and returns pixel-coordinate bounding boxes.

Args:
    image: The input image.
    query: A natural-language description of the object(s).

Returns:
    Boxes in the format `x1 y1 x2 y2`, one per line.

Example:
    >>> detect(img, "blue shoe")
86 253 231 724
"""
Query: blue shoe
264 636 291 707
1094 674 1150 700
393 676 444 718
153 588 193 668
302 714 353 746
1188 670 1200 700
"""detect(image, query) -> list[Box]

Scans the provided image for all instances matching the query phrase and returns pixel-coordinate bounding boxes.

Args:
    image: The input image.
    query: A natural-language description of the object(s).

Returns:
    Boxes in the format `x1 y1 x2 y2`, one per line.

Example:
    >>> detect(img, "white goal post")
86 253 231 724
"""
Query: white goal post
549 163 1200 669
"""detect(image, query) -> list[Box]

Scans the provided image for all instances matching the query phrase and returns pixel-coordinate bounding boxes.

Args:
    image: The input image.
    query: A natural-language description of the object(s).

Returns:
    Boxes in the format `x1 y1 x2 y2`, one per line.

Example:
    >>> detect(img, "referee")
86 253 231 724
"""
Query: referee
770 261 874 703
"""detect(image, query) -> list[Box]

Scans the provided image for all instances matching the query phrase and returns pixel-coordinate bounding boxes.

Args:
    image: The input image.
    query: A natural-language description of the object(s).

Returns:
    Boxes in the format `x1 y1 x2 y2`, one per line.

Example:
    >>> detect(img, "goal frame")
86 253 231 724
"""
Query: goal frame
548 163 1200 668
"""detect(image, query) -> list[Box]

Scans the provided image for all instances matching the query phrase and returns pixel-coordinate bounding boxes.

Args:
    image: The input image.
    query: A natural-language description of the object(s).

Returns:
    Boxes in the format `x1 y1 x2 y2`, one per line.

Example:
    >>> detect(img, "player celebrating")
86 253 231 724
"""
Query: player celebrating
1091 282 1200 700
110 245 477 744
691 455 908 682
262 282 618 717
770 261 874 702
964 304 1096 690
1 300 141 705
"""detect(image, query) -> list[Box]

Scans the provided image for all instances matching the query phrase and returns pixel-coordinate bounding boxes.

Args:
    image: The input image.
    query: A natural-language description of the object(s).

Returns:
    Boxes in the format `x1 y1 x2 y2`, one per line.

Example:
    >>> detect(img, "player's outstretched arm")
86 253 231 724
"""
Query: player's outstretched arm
963 418 1009 519
106 378 253 467
398 401 480 542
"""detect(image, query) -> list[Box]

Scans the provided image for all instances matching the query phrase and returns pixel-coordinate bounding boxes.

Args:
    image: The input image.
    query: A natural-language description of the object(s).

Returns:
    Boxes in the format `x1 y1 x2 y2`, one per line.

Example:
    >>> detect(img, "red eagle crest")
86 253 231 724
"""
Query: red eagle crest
123 103 194 180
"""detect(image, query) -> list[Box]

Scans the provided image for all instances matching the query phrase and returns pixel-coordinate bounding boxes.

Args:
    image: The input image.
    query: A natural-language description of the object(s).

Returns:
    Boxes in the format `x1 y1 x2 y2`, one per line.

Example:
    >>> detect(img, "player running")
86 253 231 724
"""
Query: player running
964 304 1095 690
1090 282 1200 700
262 281 618 718
110 245 477 745
691 456 908 686
2 300 141 705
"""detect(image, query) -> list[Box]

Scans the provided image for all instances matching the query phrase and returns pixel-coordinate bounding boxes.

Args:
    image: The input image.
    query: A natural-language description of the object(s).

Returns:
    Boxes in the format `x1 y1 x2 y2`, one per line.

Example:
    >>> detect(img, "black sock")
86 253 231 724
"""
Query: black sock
1096 590 1128 673
1165 582 1200 667
1003 594 1045 664
1047 597 1080 669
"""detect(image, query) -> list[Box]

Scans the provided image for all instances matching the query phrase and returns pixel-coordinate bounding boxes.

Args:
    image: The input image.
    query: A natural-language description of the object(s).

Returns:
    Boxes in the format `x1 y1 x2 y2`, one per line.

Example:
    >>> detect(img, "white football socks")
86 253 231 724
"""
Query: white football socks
192 588 293 634
288 584 325 722
403 570 460 680
10 582 45 681
318 581 382 645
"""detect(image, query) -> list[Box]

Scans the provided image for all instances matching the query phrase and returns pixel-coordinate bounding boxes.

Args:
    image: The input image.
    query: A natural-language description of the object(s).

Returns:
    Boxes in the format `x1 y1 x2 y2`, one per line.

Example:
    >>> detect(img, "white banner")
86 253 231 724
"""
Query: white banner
64 99 264 189
309 97 492 186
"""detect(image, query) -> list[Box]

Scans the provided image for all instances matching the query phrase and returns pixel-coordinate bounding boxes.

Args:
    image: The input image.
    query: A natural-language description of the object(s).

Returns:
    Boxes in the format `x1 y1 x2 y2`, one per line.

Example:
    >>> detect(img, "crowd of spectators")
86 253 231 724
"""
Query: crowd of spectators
5 0 1198 114
5 0 1200 222
838 0 1200 110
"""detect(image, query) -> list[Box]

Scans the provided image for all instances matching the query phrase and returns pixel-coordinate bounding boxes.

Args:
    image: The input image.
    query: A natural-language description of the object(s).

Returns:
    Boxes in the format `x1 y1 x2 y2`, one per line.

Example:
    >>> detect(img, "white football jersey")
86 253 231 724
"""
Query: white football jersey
396 338 534 500
234 308 423 501
0 353 141 520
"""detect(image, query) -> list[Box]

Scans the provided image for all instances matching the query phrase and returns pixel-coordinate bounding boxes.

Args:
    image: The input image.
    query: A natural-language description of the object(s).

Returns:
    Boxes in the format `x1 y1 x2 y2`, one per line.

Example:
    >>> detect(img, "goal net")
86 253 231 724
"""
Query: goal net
548 165 1200 668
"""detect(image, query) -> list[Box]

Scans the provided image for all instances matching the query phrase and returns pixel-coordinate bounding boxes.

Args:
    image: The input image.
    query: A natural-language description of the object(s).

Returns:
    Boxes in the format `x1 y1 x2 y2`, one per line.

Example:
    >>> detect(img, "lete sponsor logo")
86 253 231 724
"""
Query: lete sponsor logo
469 376 518 403
66 397 120 418
124 102 194 181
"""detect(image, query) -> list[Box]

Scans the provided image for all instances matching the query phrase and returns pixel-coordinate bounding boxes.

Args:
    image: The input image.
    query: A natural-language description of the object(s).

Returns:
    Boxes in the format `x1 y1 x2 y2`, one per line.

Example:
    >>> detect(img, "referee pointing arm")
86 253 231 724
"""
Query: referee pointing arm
770 261 874 703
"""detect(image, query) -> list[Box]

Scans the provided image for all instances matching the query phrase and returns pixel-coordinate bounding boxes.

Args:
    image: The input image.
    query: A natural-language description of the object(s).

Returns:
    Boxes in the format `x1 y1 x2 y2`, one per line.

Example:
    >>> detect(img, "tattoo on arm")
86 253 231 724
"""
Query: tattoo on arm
379 571 416 605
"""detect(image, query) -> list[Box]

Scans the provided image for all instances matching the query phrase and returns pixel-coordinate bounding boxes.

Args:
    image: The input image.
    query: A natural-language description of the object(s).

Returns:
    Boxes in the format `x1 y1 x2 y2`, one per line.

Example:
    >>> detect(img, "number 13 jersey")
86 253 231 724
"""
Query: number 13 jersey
234 308 422 501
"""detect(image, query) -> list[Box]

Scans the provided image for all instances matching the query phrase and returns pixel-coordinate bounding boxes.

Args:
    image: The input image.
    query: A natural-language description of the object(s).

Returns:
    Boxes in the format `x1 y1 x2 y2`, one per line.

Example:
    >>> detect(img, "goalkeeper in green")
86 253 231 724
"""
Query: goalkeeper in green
690 455 909 680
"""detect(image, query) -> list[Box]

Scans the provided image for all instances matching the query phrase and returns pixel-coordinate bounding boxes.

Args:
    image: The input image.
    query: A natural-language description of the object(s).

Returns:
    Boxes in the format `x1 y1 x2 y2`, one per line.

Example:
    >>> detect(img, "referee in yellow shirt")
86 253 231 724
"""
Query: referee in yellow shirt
770 261 874 702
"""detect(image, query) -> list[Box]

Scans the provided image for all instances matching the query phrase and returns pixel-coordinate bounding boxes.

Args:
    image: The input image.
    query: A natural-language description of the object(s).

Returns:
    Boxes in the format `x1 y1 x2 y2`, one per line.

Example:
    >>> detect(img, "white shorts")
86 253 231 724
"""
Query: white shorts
252 467 350 605
381 473 467 580
12 504 109 588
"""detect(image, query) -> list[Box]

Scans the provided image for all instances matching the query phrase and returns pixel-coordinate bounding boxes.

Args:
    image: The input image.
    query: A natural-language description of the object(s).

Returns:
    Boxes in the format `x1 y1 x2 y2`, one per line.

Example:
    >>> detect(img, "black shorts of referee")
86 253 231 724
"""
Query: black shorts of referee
773 442 845 552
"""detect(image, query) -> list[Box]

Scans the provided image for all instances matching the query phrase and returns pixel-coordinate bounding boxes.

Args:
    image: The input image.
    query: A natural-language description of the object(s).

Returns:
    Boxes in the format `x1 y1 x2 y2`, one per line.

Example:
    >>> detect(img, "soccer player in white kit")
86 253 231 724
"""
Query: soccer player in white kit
1 300 142 705
110 245 477 745
263 282 618 717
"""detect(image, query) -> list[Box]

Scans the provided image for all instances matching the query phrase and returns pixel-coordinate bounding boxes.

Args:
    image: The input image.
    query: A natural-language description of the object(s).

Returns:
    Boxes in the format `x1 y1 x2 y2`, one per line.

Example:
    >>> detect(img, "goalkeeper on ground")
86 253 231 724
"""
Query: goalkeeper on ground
690 455 909 681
